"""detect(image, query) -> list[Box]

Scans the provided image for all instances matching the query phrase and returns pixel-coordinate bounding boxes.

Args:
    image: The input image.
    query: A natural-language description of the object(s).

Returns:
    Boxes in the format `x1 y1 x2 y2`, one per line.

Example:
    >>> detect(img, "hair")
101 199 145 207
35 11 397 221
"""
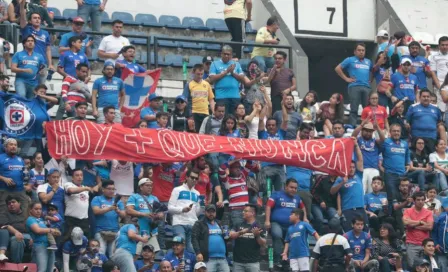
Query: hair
122 45 135 53
214 103 225 111
332 119 344 128
379 223 399 247
354 42 366 50
371 176 384 185
112 19 124 26
412 137 426 152
351 216 365 225
285 178 298 186
102 105 115 116
430 92 437 101
186 167 200 178
219 115 237 136
76 63 89 71
32 151 42 160
234 103 245 117
367 91 379 106
5 195 20 204
422 238 434 247
331 93 345 120
390 123 402 131
101 180 115 188
375 51 391 69
222 45 233 53
0 73 10 81
299 91 318 112
156 112 169 119
275 51 287 60
34 84 47 92
193 63 204 72
436 138 446 147
29 201 42 210
291 208 304 220
419 88 431 97
299 122 314 132
266 117 277 126
75 101 88 108
28 11 41 21
68 36 82 48
285 93 294 101
439 36 448 45
266 16 278 26
426 185 437 193
22 35 36 44
136 120 147 128
88 238 100 246
408 41 420 49
413 191 426 201
102 260 120 272
72 168 83 175
244 203 257 215
400 176 410 184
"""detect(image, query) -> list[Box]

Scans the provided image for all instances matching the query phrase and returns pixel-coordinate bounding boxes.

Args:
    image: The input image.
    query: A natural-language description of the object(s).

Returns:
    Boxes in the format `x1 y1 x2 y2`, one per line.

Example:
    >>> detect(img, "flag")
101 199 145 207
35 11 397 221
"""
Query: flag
120 68 161 128
0 94 50 139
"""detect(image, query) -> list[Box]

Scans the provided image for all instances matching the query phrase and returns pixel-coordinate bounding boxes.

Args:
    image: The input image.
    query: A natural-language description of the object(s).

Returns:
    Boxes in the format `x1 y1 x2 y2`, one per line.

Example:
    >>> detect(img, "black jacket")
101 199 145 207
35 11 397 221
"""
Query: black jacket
191 218 226 262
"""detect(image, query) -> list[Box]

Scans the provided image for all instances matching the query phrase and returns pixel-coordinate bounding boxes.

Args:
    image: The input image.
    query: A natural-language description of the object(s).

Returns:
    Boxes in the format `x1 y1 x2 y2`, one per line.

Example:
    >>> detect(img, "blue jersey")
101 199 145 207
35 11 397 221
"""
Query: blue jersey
63 236 88 256
20 25 50 65
268 190 303 227
209 59 243 99
91 195 120 233
207 222 226 258
115 59 146 78
364 192 388 213
343 230 372 261
339 56 373 88
381 138 410 175
403 55 430 89
82 253 108 272
29 168 46 190
26 216 48 246
333 173 364 210
12 50 45 85
126 194 160 235
258 129 286 167
41 184 65 215
406 103 442 139
0 153 24 192
162 251 196 272
116 224 138 255
59 31 90 54
390 72 419 101
140 107 159 128
285 221 316 258
373 67 392 85
47 213 63 230
286 166 312 191
134 260 159 272
92 76 124 109
357 137 380 169
58 50 89 78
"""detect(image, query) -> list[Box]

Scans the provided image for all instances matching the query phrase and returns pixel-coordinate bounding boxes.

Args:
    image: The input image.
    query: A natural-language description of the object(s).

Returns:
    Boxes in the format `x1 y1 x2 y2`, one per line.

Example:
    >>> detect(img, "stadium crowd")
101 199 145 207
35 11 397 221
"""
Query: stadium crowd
1 0 448 272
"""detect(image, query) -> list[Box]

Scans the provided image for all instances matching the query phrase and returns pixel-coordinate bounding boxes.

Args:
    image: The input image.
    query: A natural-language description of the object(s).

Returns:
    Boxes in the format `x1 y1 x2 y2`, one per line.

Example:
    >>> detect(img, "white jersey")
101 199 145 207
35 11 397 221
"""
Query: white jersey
110 160 134 196
64 182 89 219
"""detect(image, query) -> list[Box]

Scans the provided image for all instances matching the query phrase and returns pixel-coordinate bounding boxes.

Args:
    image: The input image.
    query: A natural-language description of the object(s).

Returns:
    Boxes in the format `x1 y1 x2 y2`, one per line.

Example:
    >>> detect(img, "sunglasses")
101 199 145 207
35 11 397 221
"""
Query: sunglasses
189 176 199 181
176 100 186 104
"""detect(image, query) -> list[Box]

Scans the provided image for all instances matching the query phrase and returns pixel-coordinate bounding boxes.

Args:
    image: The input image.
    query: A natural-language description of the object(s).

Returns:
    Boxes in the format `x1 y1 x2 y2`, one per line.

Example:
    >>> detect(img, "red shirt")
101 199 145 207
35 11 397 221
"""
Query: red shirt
403 207 433 245
151 165 176 202
361 105 388 130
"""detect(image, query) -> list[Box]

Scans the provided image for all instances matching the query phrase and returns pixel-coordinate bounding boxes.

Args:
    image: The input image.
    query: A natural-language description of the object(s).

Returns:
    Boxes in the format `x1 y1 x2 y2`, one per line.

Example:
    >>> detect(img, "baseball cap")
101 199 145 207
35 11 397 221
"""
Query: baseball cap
48 168 60 176
104 60 115 69
138 178 152 186
142 245 155 252
202 56 212 63
414 258 430 267
376 30 389 37
149 93 163 101
194 262 207 270
175 95 187 103
205 204 216 211
71 227 84 246
48 202 58 210
172 236 185 244
72 17 85 24
401 58 412 65
362 122 374 130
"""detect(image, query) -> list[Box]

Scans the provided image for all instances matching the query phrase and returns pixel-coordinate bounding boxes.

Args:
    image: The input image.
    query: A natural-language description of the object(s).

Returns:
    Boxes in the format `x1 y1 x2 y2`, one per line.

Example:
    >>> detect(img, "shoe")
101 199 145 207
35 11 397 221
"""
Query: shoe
0 253 8 262
47 244 58 250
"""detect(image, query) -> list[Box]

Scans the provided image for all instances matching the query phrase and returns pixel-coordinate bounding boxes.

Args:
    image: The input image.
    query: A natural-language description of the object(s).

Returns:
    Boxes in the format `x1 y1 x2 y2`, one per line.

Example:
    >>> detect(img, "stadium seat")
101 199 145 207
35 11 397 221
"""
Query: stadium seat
182 17 208 31
102 12 112 23
135 13 161 27
412 32 435 45
127 31 147 45
206 19 228 32
51 46 60 58
178 37 203 50
239 59 250 72
62 9 78 20
188 55 203 67
155 35 179 48
243 40 255 53
164 54 183 67
149 52 165 65
159 15 186 29
245 22 257 34
111 12 137 25
204 39 222 51
48 7 63 21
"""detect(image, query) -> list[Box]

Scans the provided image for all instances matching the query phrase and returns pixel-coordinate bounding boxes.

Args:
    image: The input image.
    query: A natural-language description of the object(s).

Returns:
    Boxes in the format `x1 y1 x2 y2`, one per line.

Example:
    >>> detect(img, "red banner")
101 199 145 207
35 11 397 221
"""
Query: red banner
46 120 354 176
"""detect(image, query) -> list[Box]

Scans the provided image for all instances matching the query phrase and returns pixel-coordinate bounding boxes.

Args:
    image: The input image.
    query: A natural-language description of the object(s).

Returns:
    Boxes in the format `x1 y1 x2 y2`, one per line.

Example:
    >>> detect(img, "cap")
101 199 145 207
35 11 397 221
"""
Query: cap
48 202 58 210
172 236 185 244
142 245 155 252
72 17 85 23
401 58 412 65
149 93 163 101
194 262 207 270
414 258 430 266
48 168 60 176
376 30 389 37
138 178 152 186
328 217 342 233
205 204 216 211
175 95 187 103
362 122 374 130
202 56 212 63
104 60 115 69
71 227 84 246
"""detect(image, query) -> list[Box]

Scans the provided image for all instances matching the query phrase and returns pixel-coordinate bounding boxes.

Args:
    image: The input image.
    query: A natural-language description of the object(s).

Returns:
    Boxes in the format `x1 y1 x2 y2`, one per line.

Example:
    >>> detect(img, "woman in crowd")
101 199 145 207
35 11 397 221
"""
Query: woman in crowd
234 103 249 139
407 137 436 191
26 202 61 272
136 120 147 129
242 59 266 114
372 51 392 107
429 139 448 193
170 95 191 132
372 223 402 272
218 115 240 165
361 91 389 135
388 100 409 140
244 100 262 140
297 90 318 124
27 152 47 201
316 93 344 135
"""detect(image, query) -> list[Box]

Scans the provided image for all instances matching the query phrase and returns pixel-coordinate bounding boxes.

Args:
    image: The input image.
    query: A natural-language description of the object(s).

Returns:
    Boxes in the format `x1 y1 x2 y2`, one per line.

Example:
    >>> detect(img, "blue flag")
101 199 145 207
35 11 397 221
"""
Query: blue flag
0 94 50 139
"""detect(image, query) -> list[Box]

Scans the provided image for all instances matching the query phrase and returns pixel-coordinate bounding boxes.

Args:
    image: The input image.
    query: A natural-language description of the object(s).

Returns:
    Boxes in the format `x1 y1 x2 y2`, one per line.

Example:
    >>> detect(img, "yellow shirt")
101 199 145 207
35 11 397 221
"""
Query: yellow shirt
224 0 246 20
251 26 277 58
188 80 214 115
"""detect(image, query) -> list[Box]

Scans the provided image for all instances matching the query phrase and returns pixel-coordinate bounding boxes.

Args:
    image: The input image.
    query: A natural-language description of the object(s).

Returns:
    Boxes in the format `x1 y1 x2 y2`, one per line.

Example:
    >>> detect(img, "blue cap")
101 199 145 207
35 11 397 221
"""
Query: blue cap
149 93 163 101
442 198 448 209
172 236 185 244
104 60 114 69
48 168 60 176
175 95 187 103
48 202 58 210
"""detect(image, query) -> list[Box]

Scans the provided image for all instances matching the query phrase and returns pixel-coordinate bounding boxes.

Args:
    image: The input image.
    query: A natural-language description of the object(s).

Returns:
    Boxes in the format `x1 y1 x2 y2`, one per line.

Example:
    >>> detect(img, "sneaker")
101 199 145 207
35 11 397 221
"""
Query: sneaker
0 253 8 262
47 244 58 250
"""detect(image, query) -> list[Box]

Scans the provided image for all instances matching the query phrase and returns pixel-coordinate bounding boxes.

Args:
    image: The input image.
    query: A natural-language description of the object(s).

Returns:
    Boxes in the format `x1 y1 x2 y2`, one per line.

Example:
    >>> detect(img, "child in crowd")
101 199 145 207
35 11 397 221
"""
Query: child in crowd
156 112 169 128
45 203 63 250
388 100 409 140
134 245 159 272
297 90 318 123
364 176 388 231
423 185 442 216
361 91 389 135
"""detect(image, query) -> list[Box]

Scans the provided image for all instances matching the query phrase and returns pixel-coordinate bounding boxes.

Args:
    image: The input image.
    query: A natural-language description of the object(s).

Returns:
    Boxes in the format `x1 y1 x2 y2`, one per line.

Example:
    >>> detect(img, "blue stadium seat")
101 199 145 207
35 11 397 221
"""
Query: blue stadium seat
243 40 255 53
127 31 147 45
111 12 137 25
239 59 250 72
245 22 257 34
159 15 186 29
188 55 203 67
164 54 183 67
149 52 164 65
48 7 63 20
62 9 78 20
204 39 222 51
178 37 203 50
182 17 208 31
135 13 160 27
155 35 178 48
51 46 59 58
206 19 228 32
102 12 112 23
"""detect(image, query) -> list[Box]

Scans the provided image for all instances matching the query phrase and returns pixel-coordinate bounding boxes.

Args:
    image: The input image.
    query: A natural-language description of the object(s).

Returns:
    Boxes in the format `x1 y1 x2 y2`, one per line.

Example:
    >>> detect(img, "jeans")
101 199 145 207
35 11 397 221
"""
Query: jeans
378 257 394 272
157 201 169 250
233 262 260 272
406 244 422 267
94 232 115 258
96 108 122 124
230 209 243 229
270 222 288 263
32 244 55 272
172 224 194 253
77 4 102 31
436 172 448 192
112 248 136 272
207 258 230 272
311 205 338 233
215 98 241 116
384 172 401 201
407 170 435 191
0 229 32 263
259 165 286 192
251 56 274 72
348 85 370 126
15 80 36 99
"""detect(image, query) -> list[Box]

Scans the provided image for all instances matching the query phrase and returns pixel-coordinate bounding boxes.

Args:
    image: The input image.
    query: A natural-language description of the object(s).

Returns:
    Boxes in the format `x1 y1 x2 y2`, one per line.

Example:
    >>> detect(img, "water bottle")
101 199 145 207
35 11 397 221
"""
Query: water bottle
266 177 272 198
179 258 185 272
163 102 168 112
268 230 274 271
47 69 55 81
182 58 188 81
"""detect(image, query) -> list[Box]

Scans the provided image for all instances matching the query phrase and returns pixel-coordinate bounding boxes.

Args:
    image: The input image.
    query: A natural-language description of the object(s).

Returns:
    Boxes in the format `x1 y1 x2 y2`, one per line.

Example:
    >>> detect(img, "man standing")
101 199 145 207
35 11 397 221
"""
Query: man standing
273 93 301 140
77 0 107 32
223 0 252 60
140 93 163 128
20 1 52 85
11 35 45 98
382 124 411 202
251 16 280 72
57 36 90 79
403 191 434 267
209 46 245 115
168 168 201 254
230 204 266 272
376 30 390 53
386 58 419 112
202 56 213 81
392 177 415 236
430 36 448 91
265 51 296 113
114 45 146 78
192 204 229 272
406 89 442 154
335 43 373 126
404 41 431 90
59 17 93 56
98 20 130 62
92 61 125 124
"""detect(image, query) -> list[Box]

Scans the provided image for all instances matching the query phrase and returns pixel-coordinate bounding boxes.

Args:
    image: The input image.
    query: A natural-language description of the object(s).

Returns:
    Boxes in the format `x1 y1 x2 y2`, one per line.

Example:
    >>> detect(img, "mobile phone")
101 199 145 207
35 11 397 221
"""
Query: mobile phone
431 203 436 208
388 253 395 257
